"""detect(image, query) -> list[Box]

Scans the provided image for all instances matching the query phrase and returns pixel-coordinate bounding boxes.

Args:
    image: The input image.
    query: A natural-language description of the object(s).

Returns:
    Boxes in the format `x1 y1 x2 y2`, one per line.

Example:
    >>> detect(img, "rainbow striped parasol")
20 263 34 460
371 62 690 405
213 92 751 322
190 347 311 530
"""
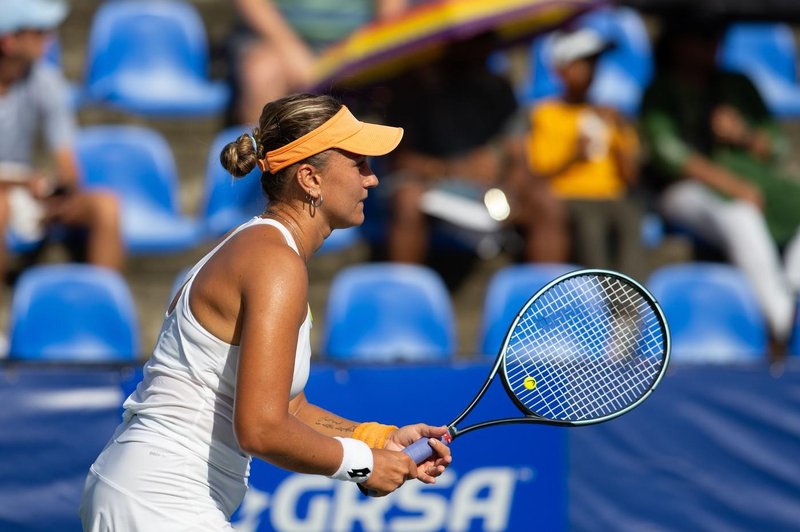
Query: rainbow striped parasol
312 0 607 90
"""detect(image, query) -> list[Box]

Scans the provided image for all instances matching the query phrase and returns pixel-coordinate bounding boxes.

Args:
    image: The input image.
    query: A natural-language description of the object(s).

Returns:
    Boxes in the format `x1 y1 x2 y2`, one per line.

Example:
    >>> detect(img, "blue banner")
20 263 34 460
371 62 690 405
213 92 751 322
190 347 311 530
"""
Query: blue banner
570 363 800 532
231 364 566 532
0 365 131 532
3 361 800 531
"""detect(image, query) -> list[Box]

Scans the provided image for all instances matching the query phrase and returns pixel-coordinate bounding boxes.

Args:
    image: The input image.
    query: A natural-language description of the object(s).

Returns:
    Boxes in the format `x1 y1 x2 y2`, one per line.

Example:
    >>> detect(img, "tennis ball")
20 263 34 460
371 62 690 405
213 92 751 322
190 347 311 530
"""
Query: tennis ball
523 376 536 390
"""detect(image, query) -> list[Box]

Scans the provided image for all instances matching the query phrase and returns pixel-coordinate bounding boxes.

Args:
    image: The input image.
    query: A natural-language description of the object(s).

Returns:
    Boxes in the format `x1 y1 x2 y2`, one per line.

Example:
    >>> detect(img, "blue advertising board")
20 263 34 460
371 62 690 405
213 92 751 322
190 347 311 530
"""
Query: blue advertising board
231 364 567 531
4 361 800 531
0 361 566 532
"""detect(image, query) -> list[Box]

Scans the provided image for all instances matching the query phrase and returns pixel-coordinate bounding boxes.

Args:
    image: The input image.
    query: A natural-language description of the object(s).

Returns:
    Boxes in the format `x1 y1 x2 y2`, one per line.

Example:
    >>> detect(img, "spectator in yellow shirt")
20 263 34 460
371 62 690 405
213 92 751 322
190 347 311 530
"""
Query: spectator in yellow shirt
527 28 644 277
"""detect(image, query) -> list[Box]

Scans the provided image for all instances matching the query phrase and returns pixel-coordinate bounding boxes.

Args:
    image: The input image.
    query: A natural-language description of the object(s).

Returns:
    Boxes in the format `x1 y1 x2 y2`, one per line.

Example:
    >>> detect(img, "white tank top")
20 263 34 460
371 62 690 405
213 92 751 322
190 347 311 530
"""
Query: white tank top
121 217 312 478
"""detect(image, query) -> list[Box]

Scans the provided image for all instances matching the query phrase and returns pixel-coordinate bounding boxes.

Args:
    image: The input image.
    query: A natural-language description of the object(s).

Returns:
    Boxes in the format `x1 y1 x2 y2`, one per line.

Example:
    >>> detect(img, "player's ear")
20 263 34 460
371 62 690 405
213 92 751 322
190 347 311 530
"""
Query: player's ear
295 162 322 198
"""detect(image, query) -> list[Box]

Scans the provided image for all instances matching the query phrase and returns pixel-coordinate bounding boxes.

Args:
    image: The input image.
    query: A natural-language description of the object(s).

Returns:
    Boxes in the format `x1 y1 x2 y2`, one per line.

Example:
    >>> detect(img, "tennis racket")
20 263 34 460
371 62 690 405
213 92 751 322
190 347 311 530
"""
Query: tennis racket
402 268 671 463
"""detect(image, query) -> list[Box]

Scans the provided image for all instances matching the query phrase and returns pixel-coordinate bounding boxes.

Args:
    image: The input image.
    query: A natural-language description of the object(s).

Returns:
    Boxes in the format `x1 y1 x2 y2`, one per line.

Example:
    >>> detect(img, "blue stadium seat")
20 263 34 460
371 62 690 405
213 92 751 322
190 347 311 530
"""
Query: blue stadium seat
200 126 362 251
8 264 140 361
719 22 800 118
83 0 229 116
322 263 456 362
478 263 580 356
76 125 205 254
647 263 768 362
520 6 653 116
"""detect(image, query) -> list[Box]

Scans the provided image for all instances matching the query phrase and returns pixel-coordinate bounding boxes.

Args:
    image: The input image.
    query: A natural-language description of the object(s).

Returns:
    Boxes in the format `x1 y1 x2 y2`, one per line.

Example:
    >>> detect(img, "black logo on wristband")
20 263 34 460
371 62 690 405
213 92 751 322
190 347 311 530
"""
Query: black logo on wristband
348 467 371 478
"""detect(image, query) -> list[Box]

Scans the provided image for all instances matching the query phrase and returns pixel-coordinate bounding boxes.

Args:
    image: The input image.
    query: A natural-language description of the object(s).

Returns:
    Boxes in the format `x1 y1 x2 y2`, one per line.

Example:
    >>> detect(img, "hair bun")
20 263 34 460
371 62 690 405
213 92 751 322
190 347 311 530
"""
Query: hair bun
219 133 259 178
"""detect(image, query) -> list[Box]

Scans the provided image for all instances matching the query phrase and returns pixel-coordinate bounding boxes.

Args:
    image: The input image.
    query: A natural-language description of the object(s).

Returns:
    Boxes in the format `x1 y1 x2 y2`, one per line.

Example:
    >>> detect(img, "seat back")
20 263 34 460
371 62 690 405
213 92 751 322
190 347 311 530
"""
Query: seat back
720 22 798 84
76 125 180 217
200 126 265 237
8 264 140 360
322 263 456 362
647 263 768 362
478 263 579 355
85 0 210 94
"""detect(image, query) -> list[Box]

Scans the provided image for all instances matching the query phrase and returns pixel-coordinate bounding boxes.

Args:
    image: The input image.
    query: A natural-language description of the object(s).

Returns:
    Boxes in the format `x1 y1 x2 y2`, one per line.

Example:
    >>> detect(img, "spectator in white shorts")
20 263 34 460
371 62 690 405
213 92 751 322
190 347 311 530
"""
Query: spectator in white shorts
0 0 123 280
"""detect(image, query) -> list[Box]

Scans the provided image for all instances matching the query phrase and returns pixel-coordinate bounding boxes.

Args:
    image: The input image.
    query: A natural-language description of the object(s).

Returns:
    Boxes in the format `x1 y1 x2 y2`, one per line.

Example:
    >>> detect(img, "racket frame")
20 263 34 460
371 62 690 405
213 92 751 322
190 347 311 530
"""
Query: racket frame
448 268 671 439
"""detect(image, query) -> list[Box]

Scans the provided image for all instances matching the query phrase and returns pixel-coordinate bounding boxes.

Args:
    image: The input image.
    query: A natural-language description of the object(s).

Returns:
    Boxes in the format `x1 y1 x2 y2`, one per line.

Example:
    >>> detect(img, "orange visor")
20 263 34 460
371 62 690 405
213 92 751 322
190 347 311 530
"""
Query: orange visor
258 106 404 174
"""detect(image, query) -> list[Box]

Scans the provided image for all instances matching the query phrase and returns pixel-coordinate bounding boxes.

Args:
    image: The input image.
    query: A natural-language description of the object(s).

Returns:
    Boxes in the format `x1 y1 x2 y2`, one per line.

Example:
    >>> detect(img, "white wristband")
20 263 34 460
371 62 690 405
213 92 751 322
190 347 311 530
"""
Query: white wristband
329 437 373 483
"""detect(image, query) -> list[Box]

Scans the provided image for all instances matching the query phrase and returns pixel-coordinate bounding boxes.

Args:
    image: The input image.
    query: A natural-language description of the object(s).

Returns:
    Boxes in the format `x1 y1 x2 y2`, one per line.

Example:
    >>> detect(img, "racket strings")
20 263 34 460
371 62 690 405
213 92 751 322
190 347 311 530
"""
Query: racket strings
563 278 662 418
504 274 665 422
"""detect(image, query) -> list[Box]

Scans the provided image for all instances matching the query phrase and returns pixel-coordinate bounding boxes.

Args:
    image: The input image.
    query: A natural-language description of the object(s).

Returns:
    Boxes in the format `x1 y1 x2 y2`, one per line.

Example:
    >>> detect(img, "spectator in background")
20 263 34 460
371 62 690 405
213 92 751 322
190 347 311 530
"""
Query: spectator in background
0 0 124 280
383 33 553 264
640 16 800 350
526 28 645 278
228 0 408 124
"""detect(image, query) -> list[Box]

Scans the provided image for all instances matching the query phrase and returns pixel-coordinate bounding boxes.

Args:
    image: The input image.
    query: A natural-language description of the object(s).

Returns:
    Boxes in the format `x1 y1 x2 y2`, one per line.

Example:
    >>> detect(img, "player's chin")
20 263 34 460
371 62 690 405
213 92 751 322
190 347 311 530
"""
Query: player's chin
346 208 366 227
330 217 363 232
329 206 366 229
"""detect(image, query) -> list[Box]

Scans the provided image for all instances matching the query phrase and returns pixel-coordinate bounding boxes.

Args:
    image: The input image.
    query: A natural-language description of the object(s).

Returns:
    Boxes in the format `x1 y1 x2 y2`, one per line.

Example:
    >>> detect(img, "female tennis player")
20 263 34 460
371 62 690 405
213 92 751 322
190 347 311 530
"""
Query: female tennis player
79 93 452 531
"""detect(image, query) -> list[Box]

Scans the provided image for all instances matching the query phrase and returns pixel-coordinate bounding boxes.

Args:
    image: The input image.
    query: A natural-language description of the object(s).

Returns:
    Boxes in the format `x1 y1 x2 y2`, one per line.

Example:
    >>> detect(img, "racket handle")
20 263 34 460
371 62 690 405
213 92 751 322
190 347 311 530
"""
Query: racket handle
403 438 436 463
402 433 452 464
360 434 451 497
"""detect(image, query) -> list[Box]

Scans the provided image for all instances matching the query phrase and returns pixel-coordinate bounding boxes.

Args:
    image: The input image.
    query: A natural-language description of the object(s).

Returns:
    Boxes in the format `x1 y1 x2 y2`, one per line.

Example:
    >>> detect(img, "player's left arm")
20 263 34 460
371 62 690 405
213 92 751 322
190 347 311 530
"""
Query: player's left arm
290 392 452 482
289 392 359 438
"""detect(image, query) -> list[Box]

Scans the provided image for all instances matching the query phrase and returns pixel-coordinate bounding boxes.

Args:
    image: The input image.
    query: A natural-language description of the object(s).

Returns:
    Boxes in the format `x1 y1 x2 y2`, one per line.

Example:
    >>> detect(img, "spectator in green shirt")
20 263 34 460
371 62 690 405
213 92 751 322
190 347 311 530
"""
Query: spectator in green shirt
640 16 800 349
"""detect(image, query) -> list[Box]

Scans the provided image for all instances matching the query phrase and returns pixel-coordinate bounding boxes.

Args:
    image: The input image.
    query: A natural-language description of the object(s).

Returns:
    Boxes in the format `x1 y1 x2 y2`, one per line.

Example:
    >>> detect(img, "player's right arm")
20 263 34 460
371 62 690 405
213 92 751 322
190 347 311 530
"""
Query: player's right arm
229 233 416 494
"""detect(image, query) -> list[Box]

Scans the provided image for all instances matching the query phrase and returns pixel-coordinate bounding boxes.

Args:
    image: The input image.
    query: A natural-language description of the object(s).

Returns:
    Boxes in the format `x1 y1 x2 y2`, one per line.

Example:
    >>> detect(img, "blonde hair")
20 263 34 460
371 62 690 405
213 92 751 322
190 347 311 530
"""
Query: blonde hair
219 93 341 201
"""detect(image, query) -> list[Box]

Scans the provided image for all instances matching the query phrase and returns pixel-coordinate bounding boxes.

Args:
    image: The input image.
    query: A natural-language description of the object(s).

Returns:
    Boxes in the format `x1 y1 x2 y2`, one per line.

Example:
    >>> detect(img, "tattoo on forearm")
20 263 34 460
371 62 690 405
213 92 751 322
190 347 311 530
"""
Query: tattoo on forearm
316 416 358 434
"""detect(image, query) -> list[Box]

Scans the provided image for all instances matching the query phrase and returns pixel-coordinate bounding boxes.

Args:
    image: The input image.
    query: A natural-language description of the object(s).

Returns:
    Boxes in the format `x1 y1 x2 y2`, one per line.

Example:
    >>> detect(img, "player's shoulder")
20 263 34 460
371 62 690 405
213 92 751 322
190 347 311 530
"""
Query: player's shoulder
221 223 307 288
228 222 303 262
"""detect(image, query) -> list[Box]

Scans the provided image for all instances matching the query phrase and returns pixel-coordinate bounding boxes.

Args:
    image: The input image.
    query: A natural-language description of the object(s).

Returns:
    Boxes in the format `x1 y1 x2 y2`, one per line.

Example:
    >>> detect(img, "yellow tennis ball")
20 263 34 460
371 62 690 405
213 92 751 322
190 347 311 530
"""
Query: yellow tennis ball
523 376 536 390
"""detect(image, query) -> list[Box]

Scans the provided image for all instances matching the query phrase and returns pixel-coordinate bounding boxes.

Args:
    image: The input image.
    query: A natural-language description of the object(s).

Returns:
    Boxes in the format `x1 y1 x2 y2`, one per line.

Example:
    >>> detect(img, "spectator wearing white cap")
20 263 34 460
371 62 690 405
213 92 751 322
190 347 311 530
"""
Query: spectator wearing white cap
525 27 645 278
0 0 123 281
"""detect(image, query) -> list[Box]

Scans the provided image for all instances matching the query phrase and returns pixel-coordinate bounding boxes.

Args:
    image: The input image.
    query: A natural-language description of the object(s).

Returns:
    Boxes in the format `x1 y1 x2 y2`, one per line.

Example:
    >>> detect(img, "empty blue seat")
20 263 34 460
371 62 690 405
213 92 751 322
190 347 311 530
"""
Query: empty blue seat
8 264 140 361
322 263 456 362
76 125 205 254
647 263 768 362
83 0 229 116
719 22 800 118
521 6 653 116
478 263 579 356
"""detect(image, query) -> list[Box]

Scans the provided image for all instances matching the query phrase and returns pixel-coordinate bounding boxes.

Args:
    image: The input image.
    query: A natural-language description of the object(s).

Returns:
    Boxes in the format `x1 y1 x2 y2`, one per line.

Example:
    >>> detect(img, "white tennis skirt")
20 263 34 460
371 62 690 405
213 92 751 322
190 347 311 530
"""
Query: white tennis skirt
79 421 246 531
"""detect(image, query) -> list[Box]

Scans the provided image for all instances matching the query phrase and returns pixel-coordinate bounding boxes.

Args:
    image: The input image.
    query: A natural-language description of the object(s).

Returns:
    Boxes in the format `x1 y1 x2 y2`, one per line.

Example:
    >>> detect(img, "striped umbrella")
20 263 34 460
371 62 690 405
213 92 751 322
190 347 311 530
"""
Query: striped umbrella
312 0 608 90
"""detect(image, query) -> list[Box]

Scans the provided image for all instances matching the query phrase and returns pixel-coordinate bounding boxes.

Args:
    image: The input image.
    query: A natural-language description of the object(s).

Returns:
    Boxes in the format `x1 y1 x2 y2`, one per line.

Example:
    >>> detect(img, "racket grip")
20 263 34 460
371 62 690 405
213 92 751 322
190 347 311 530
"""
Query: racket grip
360 434 452 497
402 433 451 464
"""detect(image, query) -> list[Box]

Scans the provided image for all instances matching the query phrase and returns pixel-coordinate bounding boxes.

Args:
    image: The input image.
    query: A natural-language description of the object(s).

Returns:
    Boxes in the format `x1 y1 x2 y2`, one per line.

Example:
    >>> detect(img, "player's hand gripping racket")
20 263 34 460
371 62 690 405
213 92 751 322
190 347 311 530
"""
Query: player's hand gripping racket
402 268 670 464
